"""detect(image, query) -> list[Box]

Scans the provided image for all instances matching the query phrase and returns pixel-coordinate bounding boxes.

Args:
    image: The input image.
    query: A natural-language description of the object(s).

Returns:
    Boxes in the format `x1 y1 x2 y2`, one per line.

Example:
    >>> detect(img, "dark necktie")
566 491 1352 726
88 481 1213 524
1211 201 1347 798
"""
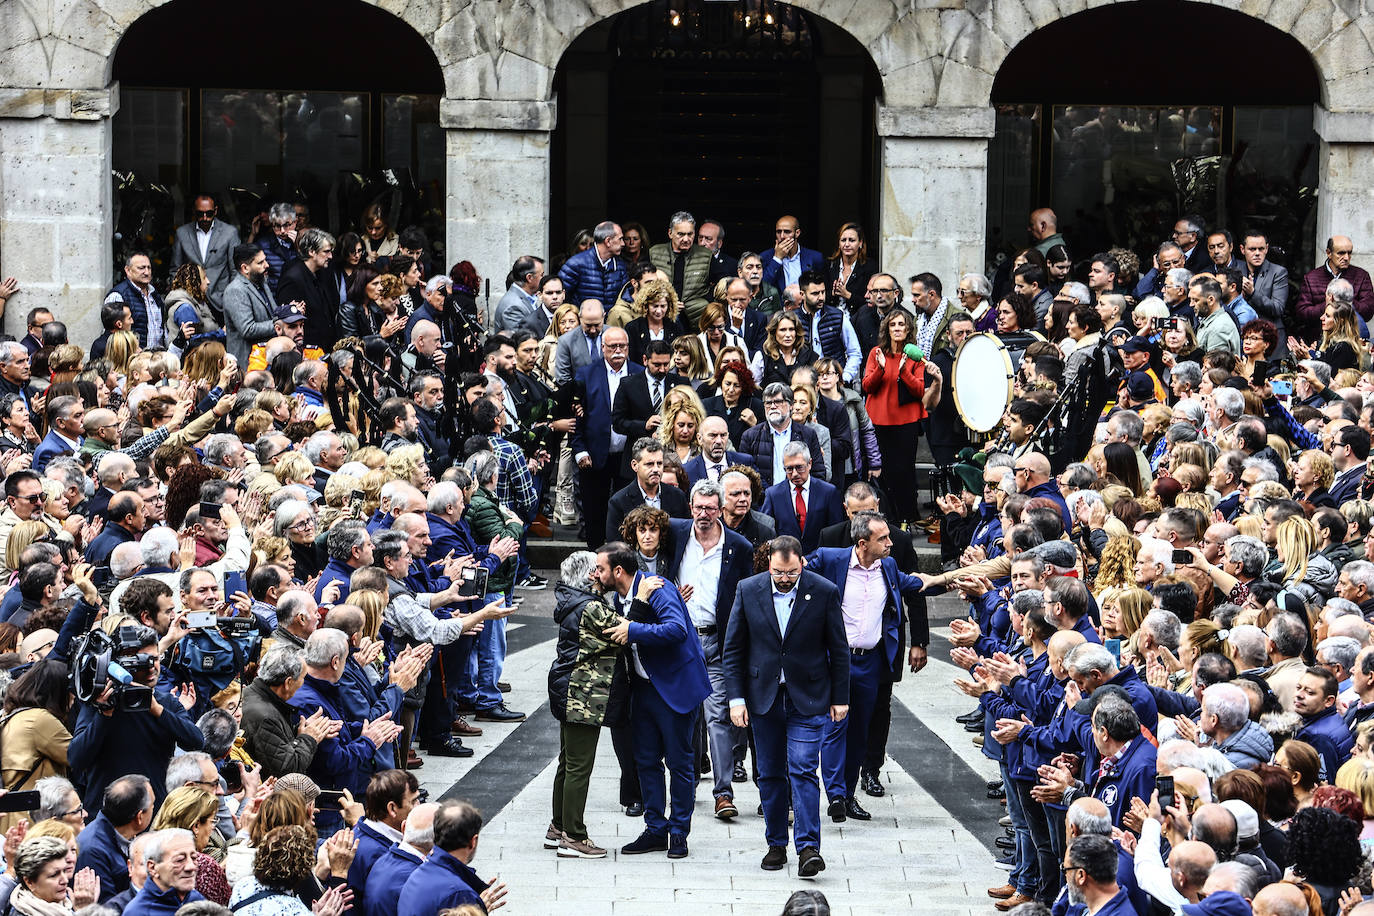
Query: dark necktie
673 252 687 297
651 379 662 411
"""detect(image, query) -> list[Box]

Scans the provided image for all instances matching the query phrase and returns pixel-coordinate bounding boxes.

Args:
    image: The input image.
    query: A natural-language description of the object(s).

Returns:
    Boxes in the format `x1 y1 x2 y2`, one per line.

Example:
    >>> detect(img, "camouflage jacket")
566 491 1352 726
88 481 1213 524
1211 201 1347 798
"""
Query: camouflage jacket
549 583 630 727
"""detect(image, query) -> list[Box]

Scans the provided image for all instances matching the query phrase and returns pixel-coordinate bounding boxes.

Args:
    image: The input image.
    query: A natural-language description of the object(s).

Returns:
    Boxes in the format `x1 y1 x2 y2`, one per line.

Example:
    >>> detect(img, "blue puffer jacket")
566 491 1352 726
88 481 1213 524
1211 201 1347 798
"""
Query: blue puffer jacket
557 248 627 306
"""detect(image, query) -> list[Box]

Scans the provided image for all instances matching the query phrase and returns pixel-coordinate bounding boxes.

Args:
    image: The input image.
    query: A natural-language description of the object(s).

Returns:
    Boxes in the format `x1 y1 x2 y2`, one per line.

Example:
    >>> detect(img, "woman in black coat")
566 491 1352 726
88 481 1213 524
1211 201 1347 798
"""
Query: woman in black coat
624 279 687 365
826 222 878 309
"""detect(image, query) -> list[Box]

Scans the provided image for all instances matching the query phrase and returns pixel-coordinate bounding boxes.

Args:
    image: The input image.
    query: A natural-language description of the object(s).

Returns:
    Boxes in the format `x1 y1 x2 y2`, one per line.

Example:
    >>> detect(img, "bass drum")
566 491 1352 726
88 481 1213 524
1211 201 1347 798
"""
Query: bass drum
951 332 1015 434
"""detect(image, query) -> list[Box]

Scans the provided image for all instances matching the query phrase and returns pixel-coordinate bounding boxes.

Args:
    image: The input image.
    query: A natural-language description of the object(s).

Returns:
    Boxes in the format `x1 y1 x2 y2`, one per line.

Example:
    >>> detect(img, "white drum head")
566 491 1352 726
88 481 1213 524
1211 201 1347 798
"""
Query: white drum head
951 333 1015 433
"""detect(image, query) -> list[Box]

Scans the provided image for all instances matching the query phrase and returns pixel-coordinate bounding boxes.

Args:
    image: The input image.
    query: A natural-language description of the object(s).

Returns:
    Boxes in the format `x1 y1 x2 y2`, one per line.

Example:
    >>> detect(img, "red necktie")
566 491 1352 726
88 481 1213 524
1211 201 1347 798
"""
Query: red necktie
795 484 807 532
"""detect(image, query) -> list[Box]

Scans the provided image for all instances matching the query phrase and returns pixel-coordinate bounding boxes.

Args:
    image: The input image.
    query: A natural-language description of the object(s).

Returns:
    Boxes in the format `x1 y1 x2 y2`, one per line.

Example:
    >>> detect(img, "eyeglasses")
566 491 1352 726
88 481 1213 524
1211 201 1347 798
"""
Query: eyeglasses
1013 467 1030 476
871 287 897 294
1060 865 1085 877
12 493 42 504
288 518 316 532
56 804 85 819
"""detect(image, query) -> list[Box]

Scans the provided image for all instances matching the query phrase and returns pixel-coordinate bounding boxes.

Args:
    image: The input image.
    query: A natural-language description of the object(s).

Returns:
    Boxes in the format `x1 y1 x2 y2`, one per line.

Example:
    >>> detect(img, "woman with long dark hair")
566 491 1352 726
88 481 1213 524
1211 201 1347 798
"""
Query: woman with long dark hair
1103 441 1144 496
863 309 927 524
0 660 72 816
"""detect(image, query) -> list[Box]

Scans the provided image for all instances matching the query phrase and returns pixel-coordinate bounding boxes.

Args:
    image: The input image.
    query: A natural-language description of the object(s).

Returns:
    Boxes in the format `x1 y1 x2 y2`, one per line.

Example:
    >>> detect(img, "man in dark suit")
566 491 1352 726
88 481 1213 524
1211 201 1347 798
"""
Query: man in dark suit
698 219 738 285
605 438 689 542
739 383 827 486
723 279 766 353
662 479 754 820
804 511 925 822
276 228 338 349
761 442 843 553
171 195 241 316
817 482 930 799
611 340 685 480
685 416 753 489
571 327 643 548
597 542 712 860
721 469 776 548
33 395 83 474
723 535 848 876
1241 230 1291 353
760 215 825 293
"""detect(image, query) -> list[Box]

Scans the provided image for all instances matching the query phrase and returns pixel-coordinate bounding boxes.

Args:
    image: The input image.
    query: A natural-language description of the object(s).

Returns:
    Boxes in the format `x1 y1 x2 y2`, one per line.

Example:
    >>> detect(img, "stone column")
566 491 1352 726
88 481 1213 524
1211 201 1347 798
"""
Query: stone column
0 86 118 342
441 99 555 308
1313 106 1374 255
876 105 995 289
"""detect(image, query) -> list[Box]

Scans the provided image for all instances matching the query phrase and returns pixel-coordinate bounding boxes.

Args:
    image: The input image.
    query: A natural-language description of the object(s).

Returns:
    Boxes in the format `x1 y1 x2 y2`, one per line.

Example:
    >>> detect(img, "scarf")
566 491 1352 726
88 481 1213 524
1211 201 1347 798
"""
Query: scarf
9 888 72 916
915 300 947 355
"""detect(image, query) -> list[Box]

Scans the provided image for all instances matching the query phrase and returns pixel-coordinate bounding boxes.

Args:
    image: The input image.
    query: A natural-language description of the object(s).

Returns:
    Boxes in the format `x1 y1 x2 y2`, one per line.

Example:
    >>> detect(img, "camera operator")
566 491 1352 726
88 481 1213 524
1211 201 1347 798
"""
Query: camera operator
68 618 204 807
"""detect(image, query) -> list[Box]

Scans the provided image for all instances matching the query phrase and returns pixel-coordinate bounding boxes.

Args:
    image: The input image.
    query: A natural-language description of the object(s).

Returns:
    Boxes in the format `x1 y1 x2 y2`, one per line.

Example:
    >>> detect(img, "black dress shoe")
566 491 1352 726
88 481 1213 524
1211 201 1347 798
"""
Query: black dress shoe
860 771 885 798
987 784 1007 800
798 847 826 878
423 737 474 758
995 834 1015 850
497 681 512 692
761 846 787 871
667 834 688 859
957 709 983 724
827 798 847 822
733 762 748 783
624 802 644 817
986 778 1004 791
963 718 985 733
475 704 526 722
621 830 669 855
845 797 872 820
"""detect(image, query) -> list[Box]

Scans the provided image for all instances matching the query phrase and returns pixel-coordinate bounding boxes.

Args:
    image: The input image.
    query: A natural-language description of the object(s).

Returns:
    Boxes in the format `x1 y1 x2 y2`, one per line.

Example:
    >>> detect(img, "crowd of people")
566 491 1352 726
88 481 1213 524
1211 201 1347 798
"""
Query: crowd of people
0 193 1364 916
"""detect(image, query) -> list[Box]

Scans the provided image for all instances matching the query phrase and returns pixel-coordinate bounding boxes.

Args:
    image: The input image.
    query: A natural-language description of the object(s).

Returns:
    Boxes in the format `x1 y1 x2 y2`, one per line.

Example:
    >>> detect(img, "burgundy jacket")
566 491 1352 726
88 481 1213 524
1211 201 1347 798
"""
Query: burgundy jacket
1293 262 1374 339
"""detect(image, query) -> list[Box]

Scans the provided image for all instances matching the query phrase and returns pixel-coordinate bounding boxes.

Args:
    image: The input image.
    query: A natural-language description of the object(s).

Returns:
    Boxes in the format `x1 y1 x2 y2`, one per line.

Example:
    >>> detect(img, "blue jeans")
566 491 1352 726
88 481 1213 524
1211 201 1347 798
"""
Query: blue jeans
631 678 699 838
1003 765 1038 896
474 592 507 710
751 686 828 852
821 648 880 801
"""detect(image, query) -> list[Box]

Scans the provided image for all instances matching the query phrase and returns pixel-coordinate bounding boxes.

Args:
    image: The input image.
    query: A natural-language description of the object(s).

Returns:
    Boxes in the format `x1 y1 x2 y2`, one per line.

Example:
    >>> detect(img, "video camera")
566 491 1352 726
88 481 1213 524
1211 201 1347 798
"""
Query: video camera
69 625 156 712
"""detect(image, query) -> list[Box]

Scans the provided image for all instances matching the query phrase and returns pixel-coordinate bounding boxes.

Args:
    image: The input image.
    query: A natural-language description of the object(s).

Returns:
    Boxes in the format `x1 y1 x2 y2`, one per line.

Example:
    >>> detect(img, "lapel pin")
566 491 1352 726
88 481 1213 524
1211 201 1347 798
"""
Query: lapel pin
804 594 811 600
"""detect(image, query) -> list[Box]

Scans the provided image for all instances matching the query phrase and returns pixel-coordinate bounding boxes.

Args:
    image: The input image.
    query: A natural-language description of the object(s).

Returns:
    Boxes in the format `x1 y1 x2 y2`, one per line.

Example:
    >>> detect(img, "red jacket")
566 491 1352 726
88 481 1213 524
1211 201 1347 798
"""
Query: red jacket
862 348 927 426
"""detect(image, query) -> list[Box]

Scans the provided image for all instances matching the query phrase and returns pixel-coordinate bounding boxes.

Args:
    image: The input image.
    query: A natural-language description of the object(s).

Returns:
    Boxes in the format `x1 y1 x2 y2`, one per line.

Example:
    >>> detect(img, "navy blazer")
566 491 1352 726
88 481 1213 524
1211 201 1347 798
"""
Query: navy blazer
761 477 843 552
624 572 712 713
663 518 754 638
723 570 848 717
760 246 826 291
75 813 131 902
803 547 923 671
683 451 754 489
32 429 75 473
348 819 397 901
571 360 645 469
363 844 425 916
396 849 486 916
739 420 827 485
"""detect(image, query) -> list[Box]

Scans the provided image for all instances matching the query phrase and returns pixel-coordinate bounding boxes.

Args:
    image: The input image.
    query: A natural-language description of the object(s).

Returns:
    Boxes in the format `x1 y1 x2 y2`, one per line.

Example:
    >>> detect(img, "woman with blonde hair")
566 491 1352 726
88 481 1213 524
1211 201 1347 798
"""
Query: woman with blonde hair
274 452 316 490
1115 588 1153 641
46 346 83 385
182 339 229 391
1294 300 1365 371
659 397 706 465
670 335 711 387
1097 586 1127 638
1274 514 1337 605
105 331 141 382
5 519 54 576
1170 464 1208 494
252 535 296 579
1293 449 1337 508
385 444 432 490
790 384 832 481
538 303 581 385
751 311 814 388
255 390 291 429
152 785 230 903
625 279 686 364
1169 441 1212 473
351 589 386 642
1094 535 1141 592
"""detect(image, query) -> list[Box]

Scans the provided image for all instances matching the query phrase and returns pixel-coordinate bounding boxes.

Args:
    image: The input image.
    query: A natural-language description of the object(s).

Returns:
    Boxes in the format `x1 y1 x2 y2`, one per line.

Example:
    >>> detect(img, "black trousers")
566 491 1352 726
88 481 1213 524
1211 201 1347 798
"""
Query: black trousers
610 724 642 807
874 423 921 523
862 678 894 774
578 460 622 549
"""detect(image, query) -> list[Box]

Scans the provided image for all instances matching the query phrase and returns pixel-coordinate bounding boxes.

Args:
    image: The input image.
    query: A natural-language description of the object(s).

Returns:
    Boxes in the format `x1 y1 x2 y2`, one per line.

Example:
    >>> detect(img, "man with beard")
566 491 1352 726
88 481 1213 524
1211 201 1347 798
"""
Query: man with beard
851 272 909 357
407 372 450 478
605 438 689 542
739 384 826 487
612 340 686 480
685 416 753 489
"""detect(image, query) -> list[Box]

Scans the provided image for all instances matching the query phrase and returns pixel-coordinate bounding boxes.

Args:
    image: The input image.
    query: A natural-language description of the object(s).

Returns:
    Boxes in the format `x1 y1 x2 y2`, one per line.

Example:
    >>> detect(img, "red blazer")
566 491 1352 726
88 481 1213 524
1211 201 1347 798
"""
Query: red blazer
862 348 926 426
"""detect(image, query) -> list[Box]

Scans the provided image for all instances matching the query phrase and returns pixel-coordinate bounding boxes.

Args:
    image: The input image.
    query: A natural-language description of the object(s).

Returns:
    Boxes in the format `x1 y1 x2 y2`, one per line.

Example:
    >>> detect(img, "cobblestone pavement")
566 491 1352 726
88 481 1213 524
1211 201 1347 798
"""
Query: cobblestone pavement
416 577 1005 915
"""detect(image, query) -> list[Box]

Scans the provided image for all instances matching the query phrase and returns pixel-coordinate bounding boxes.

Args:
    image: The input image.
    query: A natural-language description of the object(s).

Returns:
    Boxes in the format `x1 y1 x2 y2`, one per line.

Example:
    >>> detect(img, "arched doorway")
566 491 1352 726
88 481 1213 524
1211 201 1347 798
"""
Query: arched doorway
985 0 1322 273
551 0 881 264
111 0 445 279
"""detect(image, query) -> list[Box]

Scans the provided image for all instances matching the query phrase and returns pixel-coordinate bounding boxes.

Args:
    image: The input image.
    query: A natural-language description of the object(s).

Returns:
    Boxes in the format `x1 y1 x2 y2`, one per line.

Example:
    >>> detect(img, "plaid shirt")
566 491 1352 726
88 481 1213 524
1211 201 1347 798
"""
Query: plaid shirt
491 434 537 520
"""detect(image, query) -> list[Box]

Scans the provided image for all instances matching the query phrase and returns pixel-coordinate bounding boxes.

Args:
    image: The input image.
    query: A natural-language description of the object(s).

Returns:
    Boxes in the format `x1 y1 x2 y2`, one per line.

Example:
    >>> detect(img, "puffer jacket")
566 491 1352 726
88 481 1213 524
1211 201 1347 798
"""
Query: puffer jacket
557 248 627 307
1215 718 1274 769
1275 551 1338 606
463 486 522 594
547 583 630 727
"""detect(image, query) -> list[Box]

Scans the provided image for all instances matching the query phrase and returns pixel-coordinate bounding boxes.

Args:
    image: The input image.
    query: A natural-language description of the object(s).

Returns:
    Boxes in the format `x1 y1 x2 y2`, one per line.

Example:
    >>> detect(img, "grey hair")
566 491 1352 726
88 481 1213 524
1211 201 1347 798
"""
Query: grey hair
14 836 69 882
1060 281 1091 305
110 543 144 580
1108 409 1143 446
1346 560 1374 593
273 499 312 537
33 776 77 822
762 382 793 404
1092 698 1140 742
1061 462 1097 490
143 828 195 866
302 431 339 464
781 441 810 463
592 221 619 245
1208 862 1260 901
1329 277 1355 306
1202 683 1250 732
1212 388 1244 422
277 590 317 629
1224 535 1267 578
140 526 179 568
1157 738 1212 774
1267 611 1309 658
269 203 296 225
1299 359 1332 387
1326 597 1363 618
1141 610 1182 652
197 709 238 758
667 210 696 233
304 628 350 668
960 273 991 299
559 550 596 589
1011 589 1045 616
201 434 241 468
326 519 370 562
175 904 230 916
463 451 499 489
165 752 213 792
1165 267 1194 288
1171 363 1203 393
1318 636 1362 672
427 481 462 515
423 275 450 295
296 227 335 258
1065 642 1117 678
256 646 304 688
0 342 28 365
254 435 284 466
689 478 724 508
1065 803 1111 838
1239 457 1277 483
1228 625 1270 669
1174 398 1206 428
849 510 887 542
402 811 436 849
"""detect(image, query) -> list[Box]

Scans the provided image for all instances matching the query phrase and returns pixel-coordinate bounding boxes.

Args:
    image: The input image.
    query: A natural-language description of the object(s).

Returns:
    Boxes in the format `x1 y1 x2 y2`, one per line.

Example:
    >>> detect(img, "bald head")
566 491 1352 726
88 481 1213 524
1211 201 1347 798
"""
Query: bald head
1168 841 1217 899
403 801 440 853
1048 629 1087 662
412 320 441 355
1030 208 1059 240
1022 452 1051 483
392 512 428 536
1252 882 1310 916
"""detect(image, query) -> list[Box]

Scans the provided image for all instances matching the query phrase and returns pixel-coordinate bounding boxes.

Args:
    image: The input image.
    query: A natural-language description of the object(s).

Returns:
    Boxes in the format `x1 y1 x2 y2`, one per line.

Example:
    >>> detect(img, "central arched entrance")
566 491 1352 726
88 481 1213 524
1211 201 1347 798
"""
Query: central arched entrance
552 0 881 263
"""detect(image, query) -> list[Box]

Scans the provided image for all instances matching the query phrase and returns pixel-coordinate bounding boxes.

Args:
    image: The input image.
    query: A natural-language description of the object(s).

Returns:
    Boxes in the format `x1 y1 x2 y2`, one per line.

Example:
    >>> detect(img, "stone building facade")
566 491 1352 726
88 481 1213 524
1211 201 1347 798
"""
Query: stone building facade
1 0 1371 341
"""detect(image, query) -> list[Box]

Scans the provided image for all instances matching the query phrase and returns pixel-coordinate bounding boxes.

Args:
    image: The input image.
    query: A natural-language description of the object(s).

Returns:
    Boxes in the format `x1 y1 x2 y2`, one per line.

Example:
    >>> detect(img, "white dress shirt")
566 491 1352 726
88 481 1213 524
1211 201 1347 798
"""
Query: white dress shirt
679 523 724 629
607 362 629 454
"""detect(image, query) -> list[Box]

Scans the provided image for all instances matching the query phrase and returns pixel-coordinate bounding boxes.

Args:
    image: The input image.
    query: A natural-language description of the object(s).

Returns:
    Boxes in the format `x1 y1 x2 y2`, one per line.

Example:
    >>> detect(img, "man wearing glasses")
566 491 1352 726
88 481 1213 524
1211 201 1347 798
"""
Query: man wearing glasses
277 227 338 349
171 194 241 316
257 202 299 294
851 272 907 356
20 308 52 357
1294 234 1374 340
1171 216 1211 274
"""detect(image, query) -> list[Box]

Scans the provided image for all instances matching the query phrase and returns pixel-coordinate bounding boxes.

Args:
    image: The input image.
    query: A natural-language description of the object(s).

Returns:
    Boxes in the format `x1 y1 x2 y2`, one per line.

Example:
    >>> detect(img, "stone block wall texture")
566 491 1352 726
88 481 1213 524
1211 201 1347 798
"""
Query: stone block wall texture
1 0 1372 341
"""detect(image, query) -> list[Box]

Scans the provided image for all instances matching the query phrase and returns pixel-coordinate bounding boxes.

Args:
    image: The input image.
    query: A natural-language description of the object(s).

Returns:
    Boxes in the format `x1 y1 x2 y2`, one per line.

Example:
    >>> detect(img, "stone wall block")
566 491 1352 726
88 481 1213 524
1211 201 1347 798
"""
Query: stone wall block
935 59 996 108
1262 0 1308 34
984 0 1035 49
941 11 1005 81
1288 6 1340 48
0 43 55 91
1315 27 1374 110
56 218 110 288
871 13 938 107
0 219 57 285
1018 0 1064 29
875 60 939 108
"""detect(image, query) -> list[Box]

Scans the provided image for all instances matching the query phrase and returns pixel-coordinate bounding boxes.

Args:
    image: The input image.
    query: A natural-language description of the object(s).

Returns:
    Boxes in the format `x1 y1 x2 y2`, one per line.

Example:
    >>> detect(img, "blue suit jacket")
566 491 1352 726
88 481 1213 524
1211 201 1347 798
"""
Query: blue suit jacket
760 246 825 290
32 429 75 473
571 360 645 469
397 849 486 916
349 820 398 903
286 675 379 811
624 572 712 713
1299 706 1355 781
363 844 425 916
762 477 843 552
723 570 848 717
663 519 754 638
683 452 754 489
75 813 130 902
1090 736 1159 828
803 547 923 671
